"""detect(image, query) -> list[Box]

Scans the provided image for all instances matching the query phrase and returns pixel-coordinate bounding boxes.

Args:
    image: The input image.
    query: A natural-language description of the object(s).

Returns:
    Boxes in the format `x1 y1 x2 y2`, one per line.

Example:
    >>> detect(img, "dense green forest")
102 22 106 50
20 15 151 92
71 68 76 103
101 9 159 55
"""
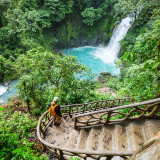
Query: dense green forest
0 0 160 159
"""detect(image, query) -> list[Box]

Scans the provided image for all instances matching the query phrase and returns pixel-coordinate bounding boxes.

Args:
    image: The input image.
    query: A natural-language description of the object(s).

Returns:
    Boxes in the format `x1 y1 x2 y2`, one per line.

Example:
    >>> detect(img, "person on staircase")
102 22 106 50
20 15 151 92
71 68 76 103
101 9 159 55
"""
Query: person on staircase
49 97 62 126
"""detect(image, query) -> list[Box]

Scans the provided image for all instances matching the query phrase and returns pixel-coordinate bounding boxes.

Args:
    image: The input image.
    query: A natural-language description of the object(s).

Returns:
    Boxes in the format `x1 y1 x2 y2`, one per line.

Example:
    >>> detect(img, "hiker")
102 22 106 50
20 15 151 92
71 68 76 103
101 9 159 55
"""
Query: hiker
49 97 62 126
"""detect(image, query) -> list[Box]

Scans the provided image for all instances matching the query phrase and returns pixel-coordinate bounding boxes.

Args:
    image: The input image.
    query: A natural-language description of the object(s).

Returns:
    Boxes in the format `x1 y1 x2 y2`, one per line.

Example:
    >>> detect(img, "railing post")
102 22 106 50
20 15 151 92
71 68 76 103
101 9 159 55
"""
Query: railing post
111 100 114 107
42 143 46 152
105 111 112 125
83 104 85 113
104 100 107 108
74 117 77 130
59 150 64 160
69 106 71 116
118 99 121 106
95 102 98 111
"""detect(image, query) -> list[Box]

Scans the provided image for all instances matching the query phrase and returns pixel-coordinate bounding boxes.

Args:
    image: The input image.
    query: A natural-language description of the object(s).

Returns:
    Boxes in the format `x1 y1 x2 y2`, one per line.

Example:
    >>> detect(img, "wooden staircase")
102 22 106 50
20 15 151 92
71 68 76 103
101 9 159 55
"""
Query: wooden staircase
44 117 160 159
37 98 160 160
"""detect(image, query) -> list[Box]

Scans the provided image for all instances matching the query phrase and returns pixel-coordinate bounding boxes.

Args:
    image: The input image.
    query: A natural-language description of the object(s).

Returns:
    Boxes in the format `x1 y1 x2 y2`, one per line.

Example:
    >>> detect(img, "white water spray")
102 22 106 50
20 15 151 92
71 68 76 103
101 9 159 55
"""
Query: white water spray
0 84 8 103
0 85 7 97
93 17 132 64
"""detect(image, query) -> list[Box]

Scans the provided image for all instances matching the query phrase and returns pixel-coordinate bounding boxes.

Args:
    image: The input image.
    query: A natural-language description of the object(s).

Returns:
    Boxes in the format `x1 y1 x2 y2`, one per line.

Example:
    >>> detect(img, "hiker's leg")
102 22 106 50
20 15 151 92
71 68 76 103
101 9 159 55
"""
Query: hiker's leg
53 116 57 126
56 115 61 126
53 116 56 122
55 115 59 123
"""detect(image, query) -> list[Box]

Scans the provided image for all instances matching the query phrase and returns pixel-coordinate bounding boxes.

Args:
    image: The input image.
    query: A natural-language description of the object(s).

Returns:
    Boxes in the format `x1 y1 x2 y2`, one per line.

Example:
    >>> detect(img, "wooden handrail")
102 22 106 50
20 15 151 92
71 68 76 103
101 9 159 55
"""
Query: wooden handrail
61 97 134 108
74 98 160 118
60 97 135 116
74 98 160 129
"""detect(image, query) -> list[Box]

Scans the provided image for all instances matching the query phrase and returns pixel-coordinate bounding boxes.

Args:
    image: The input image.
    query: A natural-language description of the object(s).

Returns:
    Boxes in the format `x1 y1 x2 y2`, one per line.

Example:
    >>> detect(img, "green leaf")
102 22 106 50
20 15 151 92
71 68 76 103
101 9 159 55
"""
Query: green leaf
0 107 5 111
152 62 160 69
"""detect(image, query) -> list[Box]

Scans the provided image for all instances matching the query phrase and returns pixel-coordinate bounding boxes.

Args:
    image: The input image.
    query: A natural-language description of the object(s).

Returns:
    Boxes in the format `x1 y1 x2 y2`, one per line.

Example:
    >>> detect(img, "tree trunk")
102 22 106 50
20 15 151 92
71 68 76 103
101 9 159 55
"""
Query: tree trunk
26 100 30 113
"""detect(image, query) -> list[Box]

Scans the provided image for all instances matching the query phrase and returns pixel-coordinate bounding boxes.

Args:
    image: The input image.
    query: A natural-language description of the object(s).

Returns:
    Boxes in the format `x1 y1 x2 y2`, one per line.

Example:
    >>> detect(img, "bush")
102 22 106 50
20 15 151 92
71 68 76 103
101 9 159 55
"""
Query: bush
0 107 48 160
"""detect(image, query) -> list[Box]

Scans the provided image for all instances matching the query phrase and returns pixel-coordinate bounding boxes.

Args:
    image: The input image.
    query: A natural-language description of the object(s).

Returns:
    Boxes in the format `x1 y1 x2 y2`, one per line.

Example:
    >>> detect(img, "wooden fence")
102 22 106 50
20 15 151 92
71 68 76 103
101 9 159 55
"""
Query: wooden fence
61 97 135 117
74 98 160 129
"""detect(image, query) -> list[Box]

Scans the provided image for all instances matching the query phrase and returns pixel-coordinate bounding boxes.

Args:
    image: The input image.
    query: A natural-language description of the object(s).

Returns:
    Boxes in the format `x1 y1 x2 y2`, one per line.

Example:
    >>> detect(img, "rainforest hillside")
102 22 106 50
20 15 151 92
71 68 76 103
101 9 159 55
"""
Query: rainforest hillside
0 0 160 160
0 0 159 107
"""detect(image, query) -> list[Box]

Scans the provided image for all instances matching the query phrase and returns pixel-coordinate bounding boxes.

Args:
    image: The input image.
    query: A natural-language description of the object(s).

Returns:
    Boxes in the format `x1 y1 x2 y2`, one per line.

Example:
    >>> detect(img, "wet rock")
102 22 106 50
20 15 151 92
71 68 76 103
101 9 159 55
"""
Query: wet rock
55 32 107 50
100 71 111 76
97 87 116 97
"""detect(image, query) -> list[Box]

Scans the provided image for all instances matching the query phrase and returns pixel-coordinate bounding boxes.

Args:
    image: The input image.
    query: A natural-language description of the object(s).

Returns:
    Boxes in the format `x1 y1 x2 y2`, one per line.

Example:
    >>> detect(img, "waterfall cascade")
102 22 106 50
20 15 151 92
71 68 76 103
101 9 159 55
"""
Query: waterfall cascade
93 17 132 64
0 85 8 103
0 85 8 97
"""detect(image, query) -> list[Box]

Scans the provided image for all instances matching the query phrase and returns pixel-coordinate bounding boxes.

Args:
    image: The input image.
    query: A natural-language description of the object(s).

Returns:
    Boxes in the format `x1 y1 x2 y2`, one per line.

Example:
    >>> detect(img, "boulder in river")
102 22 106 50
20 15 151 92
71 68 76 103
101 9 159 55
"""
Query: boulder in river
100 71 111 77
97 71 117 83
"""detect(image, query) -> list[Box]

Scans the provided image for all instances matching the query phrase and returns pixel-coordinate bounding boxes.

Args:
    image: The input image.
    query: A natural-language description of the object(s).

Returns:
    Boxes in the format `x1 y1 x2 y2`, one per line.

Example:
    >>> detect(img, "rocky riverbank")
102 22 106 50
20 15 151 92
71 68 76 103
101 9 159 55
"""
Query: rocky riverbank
96 71 117 83
55 32 108 50
96 71 117 96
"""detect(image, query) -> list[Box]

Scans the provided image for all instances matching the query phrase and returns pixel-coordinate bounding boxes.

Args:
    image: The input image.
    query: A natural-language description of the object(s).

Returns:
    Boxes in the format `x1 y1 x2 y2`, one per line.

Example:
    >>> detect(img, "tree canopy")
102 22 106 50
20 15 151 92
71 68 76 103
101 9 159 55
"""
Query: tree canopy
14 48 96 114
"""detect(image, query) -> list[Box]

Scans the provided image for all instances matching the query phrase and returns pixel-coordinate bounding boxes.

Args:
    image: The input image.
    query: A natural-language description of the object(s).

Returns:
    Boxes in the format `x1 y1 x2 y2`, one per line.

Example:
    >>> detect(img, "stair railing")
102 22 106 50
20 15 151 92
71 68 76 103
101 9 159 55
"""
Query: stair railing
61 97 135 117
37 109 134 160
74 98 160 129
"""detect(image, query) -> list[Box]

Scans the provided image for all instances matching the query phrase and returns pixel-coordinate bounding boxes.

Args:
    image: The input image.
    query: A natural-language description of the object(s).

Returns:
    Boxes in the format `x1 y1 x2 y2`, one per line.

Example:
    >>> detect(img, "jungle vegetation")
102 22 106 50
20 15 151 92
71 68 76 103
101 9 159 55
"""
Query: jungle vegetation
0 0 160 159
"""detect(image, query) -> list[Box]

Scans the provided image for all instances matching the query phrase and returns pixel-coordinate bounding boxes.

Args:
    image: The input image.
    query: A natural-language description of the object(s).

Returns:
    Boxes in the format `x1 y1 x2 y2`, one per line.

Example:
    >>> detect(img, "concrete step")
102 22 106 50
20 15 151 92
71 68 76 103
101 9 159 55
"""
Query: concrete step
98 125 113 151
142 119 160 142
86 127 101 151
76 129 89 150
65 116 74 128
145 119 160 138
64 129 79 149
44 115 160 160
113 124 128 151
131 121 145 151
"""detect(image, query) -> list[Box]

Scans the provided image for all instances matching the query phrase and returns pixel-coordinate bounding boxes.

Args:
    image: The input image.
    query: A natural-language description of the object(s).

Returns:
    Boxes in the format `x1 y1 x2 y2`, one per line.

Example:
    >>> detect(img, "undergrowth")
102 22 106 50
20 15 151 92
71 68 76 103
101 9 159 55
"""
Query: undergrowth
0 105 48 160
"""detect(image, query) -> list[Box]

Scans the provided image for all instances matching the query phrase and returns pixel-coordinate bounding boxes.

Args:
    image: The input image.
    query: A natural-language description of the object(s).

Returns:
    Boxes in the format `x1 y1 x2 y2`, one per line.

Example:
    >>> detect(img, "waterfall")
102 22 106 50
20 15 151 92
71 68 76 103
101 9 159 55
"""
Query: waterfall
0 84 8 103
93 17 132 64
0 85 8 97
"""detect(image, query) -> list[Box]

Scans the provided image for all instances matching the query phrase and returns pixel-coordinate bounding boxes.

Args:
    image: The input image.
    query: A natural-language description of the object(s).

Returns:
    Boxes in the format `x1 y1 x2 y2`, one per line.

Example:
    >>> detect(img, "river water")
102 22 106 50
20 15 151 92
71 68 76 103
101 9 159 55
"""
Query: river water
0 17 132 104
0 80 18 104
